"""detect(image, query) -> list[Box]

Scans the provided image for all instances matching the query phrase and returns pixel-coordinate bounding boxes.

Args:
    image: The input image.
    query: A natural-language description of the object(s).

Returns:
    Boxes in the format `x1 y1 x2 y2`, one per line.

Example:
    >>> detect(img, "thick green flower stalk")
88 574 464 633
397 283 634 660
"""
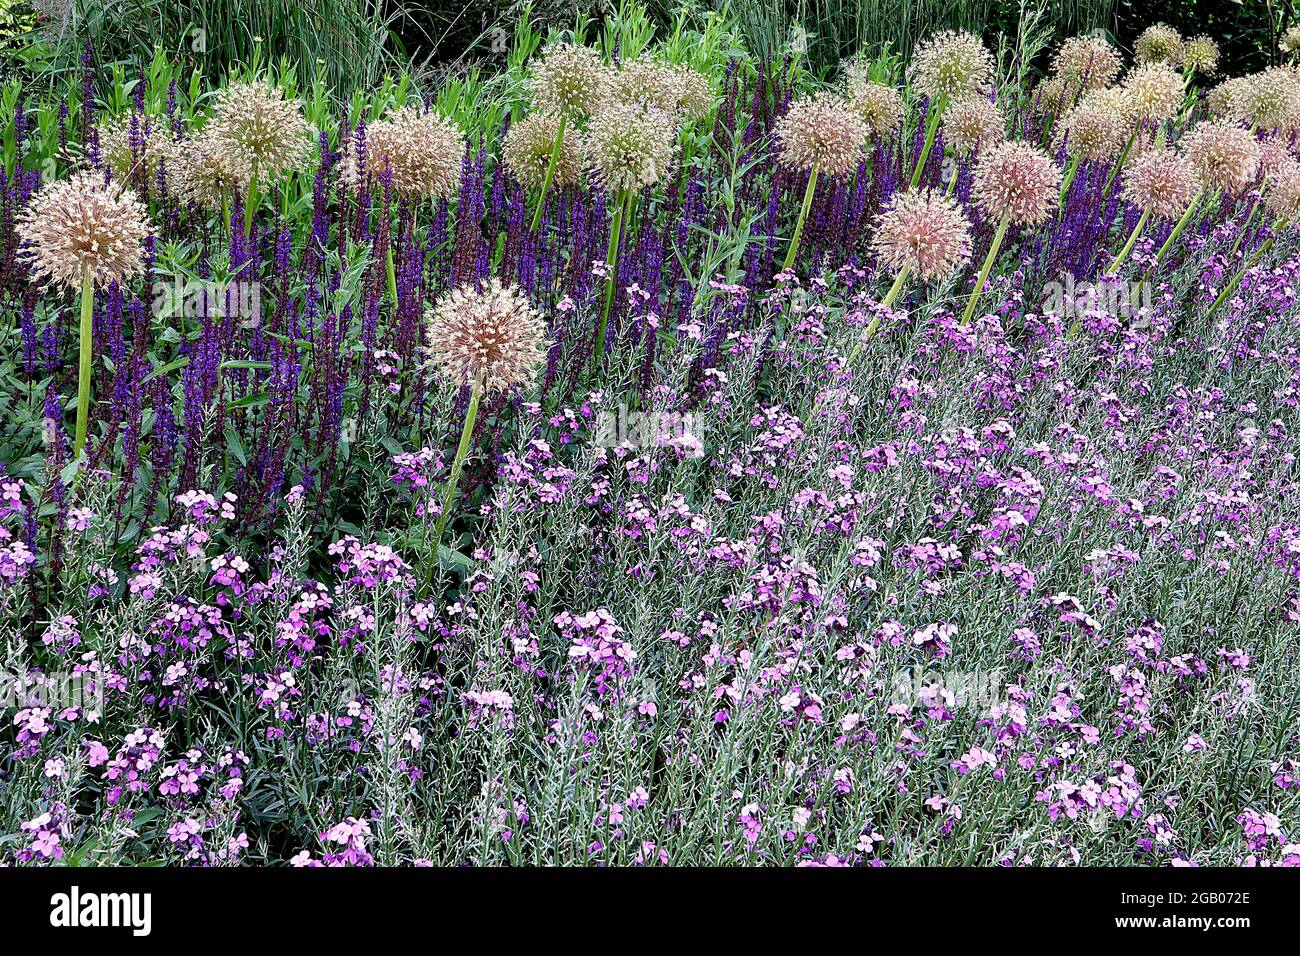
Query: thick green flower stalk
17 172 151 460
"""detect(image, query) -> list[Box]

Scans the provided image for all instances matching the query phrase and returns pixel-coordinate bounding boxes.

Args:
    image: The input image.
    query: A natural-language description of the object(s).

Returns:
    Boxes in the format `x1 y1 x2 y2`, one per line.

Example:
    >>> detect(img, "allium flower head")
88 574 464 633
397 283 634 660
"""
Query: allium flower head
610 56 711 119
910 30 994 100
774 92 866 177
170 129 245 207
972 141 1061 225
1208 77 1249 118
527 42 609 117
1134 24 1184 66
1052 35 1122 92
1036 75 1073 117
871 188 972 280
1121 64 1184 124
207 80 310 183
1229 68 1300 132
98 116 176 186
1283 25 1300 57
1258 139 1293 176
845 67 904 137
341 104 464 198
1182 36 1220 76
1264 160 1300 221
1123 149 1198 219
1181 120 1260 194
425 280 548 393
583 101 678 192
17 172 151 290
943 96 1004 154
503 111 582 189
1056 89 1127 162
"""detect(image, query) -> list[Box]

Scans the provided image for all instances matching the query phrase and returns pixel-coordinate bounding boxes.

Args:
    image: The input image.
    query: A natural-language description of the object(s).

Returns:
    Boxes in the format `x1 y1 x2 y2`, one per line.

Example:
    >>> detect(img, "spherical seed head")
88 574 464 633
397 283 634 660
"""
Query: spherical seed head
1052 35 1122 93
1121 64 1184 124
1258 138 1293 176
1182 36 1220 76
871 188 972 280
169 128 247 208
1229 68 1300 132
503 110 582 190
943 96 1004 154
208 80 310 183
1036 75 1074 118
1123 149 1198 219
98 116 176 185
910 30 994 100
1208 77 1250 118
1264 159 1300 221
1134 24 1184 66
527 42 610 117
1181 120 1260 194
582 100 678 192
1283 26 1300 57
17 171 152 290
425 279 548 393
844 69 904 137
342 104 465 199
774 92 867 177
609 56 711 119
972 141 1061 225
1055 89 1127 162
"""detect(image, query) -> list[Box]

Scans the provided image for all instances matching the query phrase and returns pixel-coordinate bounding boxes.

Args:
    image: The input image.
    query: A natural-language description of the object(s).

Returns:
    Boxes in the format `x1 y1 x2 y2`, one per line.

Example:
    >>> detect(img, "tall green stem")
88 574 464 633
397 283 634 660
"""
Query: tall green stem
961 214 1010 326
860 266 911 342
1150 193 1205 270
74 263 94 459
1207 221 1281 319
432 385 482 546
909 95 945 189
594 188 629 362
1107 207 1151 274
529 111 568 234
245 168 259 241
1228 182 1265 257
1058 154 1082 205
1102 129 1137 199
386 243 398 306
781 166 820 274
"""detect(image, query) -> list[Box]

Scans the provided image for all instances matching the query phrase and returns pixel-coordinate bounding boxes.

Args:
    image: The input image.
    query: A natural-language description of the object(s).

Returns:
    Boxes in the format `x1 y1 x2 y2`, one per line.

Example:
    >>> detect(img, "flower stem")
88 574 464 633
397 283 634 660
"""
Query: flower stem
594 188 629 362
245 169 258 241
1150 192 1206 270
432 384 482 547
74 263 94 460
1228 183 1264 257
1107 207 1151 274
781 166 819 274
1058 154 1082 206
859 265 910 344
1102 129 1136 199
529 111 568 234
1207 221 1280 319
961 214 1010 326
386 243 398 305
909 95 945 190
